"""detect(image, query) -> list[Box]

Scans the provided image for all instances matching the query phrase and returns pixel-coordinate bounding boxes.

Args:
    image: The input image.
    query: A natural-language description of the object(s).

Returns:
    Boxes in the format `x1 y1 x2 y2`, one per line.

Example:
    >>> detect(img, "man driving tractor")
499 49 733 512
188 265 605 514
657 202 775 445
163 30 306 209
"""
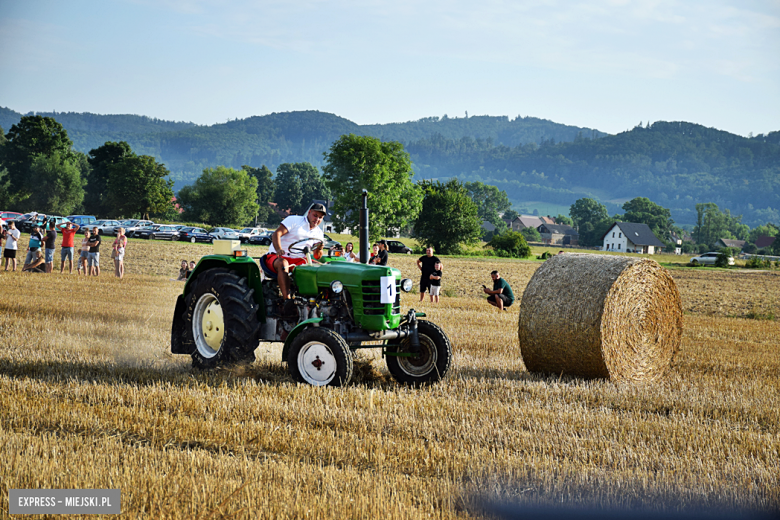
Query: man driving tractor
267 203 327 299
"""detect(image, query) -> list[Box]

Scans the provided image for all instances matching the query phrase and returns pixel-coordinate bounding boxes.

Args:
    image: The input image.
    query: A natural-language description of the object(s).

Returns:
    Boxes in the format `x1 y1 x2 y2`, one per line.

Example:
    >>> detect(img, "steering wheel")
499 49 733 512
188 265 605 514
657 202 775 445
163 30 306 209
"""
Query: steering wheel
287 238 324 256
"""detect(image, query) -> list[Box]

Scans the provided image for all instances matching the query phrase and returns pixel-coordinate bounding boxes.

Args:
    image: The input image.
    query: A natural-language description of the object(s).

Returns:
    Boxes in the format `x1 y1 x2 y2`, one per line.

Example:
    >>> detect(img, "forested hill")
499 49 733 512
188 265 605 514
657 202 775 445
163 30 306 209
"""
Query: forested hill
1 107 778 226
410 122 780 226
0 107 604 179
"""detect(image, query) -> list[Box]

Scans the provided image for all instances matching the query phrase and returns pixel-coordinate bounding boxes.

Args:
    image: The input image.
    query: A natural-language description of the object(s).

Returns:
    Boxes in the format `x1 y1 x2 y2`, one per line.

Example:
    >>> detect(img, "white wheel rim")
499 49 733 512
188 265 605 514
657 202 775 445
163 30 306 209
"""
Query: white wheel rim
193 293 224 359
191 237 196 243
297 341 337 386
397 335 437 377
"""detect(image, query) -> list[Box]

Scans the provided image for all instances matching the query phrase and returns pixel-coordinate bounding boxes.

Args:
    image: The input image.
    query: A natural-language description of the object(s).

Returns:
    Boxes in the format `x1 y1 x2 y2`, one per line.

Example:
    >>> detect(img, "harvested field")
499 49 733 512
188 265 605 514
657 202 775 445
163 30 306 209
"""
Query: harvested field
0 238 778 518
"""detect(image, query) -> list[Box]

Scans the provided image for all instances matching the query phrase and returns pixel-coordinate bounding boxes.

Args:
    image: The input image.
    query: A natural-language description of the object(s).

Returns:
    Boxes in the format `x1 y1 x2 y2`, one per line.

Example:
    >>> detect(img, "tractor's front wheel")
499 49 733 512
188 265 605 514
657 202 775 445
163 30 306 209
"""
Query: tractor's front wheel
287 328 353 387
386 321 452 385
184 268 260 369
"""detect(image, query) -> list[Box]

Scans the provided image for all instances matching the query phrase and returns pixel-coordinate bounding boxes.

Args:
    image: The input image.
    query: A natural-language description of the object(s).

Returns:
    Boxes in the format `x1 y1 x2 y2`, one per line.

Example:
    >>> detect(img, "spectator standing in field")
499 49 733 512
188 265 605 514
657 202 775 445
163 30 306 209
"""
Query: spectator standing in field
43 220 57 273
369 243 380 264
0 220 5 259
112 227 127 279
483 270 515 311
416 247 441 302
3 221 20 271
87 227 101 276
428 261 443 303
78 230 91 275
23 224 44 271
375 240 389 266
56 221 80 274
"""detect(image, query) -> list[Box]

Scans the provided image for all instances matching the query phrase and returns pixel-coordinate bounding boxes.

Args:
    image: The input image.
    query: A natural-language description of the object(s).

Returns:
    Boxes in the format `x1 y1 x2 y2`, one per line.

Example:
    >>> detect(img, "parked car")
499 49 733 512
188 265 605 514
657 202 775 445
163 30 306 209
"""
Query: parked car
92 219 123 235
19 214 70 232
177 227 213 243
135 224 180 240
0 211 22 221
384 239 413 254
209 227 240 241
125 220 155 237
67 215 97 233
128 223 157 238
247 230 273 246
322 234 341 249
690 252 735 266
237 227 266 243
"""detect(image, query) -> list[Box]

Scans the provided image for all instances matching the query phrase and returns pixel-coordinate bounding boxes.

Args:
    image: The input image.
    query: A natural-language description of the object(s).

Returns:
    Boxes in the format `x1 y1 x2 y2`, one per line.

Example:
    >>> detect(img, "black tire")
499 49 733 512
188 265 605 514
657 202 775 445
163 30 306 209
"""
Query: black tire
184 268 261 370
287 328 353 387
386 321 452 386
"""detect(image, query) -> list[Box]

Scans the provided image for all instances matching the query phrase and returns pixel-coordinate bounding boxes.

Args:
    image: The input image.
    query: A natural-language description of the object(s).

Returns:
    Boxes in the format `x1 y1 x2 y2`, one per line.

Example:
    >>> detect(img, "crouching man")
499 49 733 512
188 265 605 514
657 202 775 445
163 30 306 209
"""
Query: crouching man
483 270 515 311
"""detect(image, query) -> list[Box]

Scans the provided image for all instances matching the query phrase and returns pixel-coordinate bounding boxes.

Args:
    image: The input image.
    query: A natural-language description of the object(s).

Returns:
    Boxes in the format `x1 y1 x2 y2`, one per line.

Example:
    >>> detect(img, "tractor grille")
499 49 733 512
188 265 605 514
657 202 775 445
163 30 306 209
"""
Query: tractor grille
361 279 401 316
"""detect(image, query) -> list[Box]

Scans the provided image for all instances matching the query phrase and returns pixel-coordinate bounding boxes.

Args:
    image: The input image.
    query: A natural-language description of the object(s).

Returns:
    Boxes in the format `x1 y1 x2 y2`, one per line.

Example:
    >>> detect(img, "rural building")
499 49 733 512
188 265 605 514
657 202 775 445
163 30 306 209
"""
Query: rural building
537 223 578 246
511 215 545 232
755 235 777 250
481 220 497 232
716 239 746 250
601 222 665 254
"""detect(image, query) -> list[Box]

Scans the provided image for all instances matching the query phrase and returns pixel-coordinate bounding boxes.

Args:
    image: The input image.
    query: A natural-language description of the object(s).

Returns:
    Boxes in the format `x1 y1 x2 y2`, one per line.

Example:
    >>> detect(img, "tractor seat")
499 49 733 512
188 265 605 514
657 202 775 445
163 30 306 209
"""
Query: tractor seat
259 253 278 279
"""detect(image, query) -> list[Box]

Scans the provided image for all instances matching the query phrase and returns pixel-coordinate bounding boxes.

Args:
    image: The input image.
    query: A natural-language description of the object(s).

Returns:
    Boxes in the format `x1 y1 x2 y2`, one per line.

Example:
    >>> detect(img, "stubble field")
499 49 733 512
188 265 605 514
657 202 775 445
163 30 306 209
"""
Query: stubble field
0 237 778 518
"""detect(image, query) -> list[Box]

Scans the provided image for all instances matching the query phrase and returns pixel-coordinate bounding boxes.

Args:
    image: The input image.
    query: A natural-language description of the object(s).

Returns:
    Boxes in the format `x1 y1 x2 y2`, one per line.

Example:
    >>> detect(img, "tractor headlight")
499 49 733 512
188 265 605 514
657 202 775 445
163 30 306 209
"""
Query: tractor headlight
330 280 344 294
401 278 413 292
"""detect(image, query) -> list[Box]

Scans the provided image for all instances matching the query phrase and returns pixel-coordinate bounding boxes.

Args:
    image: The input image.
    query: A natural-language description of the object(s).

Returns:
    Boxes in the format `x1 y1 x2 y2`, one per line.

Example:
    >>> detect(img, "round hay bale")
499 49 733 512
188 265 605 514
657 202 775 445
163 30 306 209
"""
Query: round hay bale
518 253 682 382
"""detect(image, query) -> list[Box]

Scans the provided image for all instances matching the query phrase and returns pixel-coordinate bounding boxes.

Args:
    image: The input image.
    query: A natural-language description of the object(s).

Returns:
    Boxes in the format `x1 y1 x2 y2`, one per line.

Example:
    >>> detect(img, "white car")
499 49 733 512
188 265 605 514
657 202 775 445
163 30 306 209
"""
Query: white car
93 219 123 236
690 252 734 266
209 227 240 241
237 227 266 243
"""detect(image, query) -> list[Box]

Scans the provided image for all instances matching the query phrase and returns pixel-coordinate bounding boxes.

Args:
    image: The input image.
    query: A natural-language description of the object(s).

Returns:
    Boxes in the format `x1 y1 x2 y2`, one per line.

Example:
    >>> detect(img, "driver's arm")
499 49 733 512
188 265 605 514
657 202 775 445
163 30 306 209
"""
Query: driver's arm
271 224 289 255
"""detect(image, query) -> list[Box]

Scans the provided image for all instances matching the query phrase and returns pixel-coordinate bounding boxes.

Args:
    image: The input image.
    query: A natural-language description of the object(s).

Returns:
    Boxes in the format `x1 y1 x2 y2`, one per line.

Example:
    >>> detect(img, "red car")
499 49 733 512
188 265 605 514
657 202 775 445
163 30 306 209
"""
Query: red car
0 211 22 220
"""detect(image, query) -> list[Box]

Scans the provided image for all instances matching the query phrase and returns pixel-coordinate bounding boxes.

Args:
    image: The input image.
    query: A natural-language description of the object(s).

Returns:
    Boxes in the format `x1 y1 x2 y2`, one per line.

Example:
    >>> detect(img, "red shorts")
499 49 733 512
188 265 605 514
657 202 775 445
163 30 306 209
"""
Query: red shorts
265 253 307 274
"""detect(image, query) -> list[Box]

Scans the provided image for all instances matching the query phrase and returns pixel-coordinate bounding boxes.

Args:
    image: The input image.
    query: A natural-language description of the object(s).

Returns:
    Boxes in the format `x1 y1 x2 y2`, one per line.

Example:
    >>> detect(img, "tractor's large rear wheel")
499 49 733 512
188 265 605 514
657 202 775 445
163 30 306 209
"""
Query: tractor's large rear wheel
184 268 261 369
287 328 353 387
386 321 452 386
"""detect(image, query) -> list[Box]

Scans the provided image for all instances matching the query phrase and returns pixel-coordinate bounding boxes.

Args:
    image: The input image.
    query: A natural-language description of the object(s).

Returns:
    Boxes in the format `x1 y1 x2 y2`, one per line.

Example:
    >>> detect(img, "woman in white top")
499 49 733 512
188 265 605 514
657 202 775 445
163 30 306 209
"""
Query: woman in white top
3 222 21 271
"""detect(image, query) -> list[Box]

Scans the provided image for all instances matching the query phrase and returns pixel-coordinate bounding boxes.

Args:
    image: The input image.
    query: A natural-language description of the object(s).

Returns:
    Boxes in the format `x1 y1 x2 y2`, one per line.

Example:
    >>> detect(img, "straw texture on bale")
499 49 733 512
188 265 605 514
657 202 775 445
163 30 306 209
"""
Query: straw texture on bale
518 253 682 382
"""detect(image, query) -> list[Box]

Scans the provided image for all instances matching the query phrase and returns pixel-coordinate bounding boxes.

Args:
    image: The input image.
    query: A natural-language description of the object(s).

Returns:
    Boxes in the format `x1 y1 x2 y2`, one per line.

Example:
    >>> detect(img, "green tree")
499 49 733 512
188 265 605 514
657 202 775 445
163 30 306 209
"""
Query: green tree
503 209 520 222
412 179 481 254
177 166 259 226
622 197 674 238
2 115 75 209
487 231 532 258
693 203 749 247
569 198 609 229
107 155 175 220
87 141 133 217
274 162 330 215
323 134 422 240
465 181 512 229
25 151 85 215
242 165 275 223
520 226 541 242
555 214 573 226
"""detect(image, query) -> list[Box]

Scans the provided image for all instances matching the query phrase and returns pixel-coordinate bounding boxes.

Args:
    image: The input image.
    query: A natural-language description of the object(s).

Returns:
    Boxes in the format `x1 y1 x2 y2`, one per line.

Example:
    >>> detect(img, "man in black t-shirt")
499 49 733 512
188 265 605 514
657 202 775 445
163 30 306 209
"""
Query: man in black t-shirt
375 240 389 266
44 221 57 273
416 247 441 302
87 227 102 276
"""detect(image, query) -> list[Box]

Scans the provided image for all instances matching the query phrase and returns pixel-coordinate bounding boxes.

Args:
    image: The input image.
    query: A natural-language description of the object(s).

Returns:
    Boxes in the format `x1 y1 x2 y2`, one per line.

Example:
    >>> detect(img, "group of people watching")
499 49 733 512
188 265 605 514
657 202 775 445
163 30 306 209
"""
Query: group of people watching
0 218 127 279
175 259 197 281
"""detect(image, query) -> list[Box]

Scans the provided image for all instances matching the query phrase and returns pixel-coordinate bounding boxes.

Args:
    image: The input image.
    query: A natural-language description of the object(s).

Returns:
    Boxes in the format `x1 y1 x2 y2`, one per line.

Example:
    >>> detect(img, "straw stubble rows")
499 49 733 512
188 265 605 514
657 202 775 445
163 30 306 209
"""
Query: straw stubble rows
0 239 777 518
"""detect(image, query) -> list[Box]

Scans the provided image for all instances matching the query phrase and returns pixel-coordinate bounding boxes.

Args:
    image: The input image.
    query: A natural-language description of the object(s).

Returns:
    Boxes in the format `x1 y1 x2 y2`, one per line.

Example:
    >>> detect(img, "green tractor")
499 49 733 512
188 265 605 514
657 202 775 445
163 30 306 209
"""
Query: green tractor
170 193 452 387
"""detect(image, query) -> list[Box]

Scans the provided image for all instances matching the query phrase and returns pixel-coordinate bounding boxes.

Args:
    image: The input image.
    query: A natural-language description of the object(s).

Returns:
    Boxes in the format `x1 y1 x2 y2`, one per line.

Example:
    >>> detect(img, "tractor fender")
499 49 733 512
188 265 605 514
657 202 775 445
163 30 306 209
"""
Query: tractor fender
281 317 324 361
170 294 193 354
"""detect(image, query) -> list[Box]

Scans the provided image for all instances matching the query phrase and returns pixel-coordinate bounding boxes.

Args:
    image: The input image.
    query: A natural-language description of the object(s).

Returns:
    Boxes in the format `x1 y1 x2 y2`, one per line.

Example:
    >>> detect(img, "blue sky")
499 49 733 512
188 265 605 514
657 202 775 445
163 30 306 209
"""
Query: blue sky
1 0 778 136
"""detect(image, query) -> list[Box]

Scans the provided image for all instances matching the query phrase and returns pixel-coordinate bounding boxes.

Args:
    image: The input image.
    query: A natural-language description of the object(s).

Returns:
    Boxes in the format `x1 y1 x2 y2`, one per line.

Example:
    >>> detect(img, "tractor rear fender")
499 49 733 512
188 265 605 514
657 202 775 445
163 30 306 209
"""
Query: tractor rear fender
170 294 192 354
183 255 266 322
281 317 324 361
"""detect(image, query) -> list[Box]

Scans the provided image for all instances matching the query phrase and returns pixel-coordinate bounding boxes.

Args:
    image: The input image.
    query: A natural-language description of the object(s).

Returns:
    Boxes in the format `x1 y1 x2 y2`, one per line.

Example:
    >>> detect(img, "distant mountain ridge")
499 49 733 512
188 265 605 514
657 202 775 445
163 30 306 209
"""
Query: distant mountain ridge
1 107 778 226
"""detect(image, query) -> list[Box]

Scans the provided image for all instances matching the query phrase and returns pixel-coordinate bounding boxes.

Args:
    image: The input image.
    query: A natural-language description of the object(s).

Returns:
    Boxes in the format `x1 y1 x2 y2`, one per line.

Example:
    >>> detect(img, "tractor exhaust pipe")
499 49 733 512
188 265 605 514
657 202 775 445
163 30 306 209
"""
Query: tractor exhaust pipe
359 189 369 263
